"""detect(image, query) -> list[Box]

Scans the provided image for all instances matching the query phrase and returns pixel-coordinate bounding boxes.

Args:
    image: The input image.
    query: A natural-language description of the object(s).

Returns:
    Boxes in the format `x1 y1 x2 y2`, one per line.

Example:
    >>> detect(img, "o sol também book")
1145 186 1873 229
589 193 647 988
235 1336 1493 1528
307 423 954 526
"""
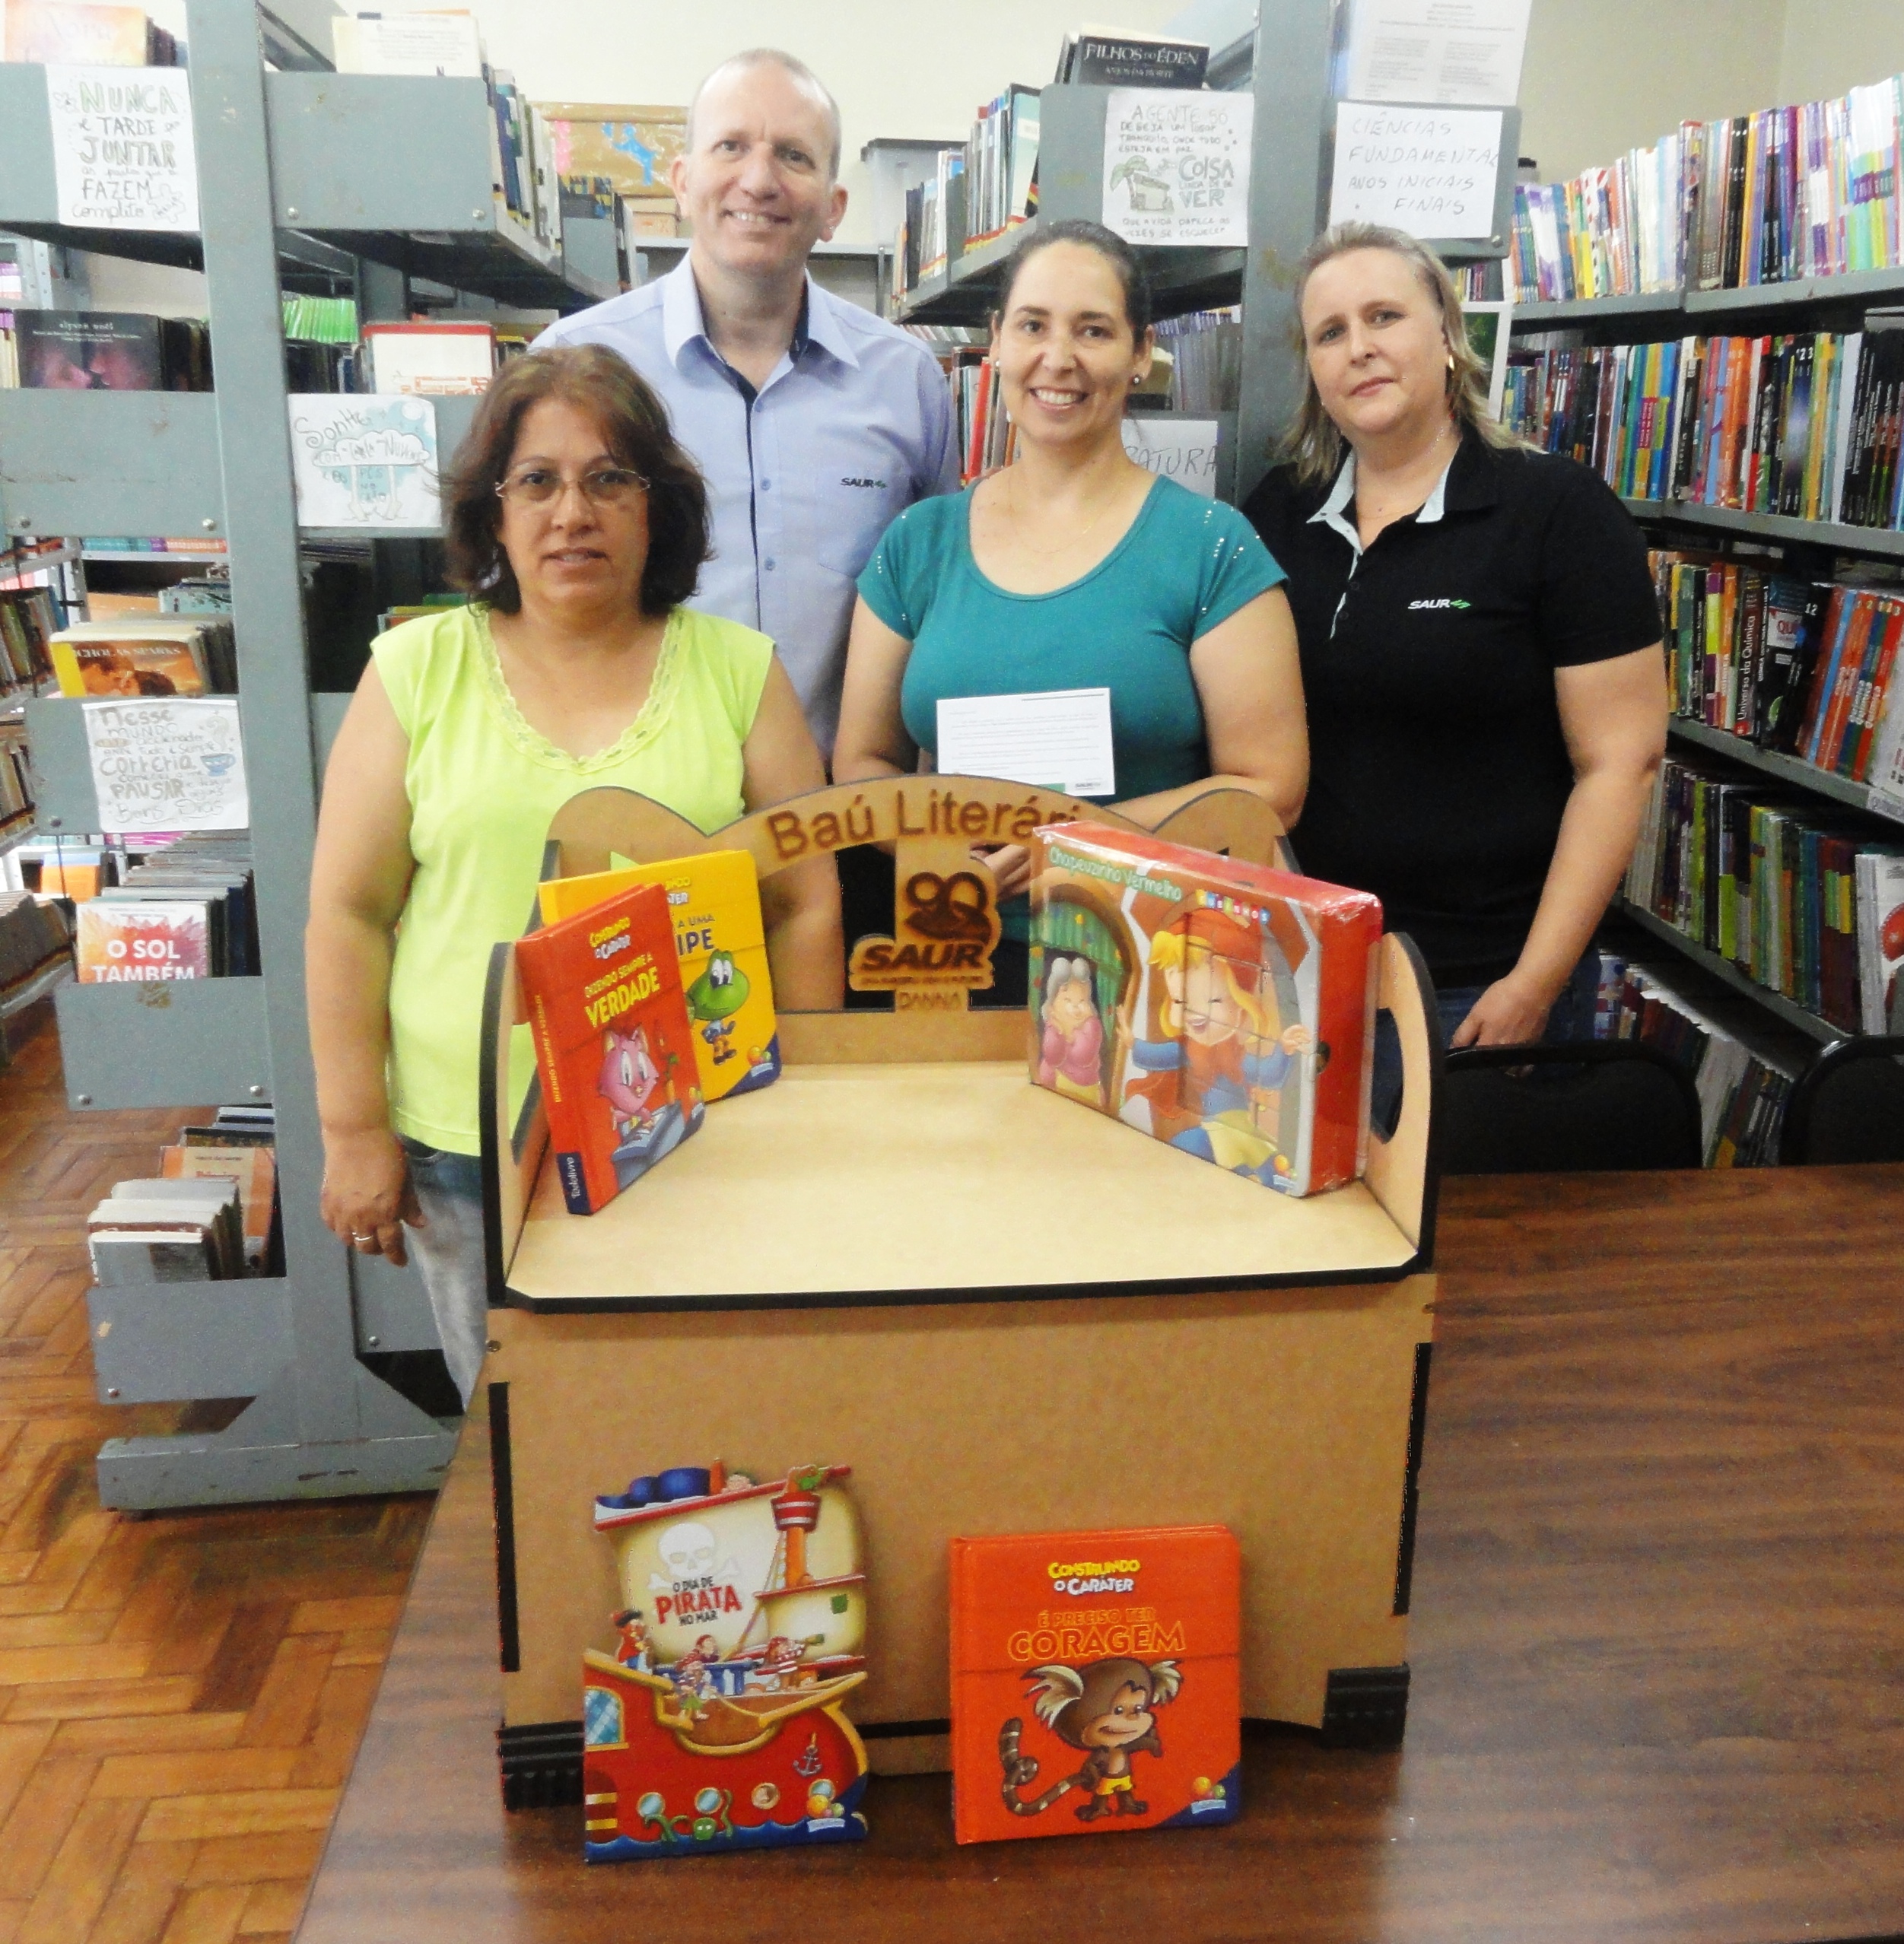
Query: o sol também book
515 880 704 1215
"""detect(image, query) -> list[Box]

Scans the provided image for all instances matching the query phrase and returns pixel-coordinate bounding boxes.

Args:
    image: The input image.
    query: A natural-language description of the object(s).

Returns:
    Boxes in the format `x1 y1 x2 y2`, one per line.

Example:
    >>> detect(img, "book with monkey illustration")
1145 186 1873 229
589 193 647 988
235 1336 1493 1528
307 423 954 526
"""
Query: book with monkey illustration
538 849 780 1103
949 1524 1241 1845
515 881 704 1215
1028 823 1382 1197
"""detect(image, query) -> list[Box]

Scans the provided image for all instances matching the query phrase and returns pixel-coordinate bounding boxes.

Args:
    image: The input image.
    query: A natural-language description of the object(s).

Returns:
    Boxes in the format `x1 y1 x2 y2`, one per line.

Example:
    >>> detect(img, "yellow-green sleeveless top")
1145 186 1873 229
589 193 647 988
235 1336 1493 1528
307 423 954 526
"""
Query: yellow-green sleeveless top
374 602 773 1153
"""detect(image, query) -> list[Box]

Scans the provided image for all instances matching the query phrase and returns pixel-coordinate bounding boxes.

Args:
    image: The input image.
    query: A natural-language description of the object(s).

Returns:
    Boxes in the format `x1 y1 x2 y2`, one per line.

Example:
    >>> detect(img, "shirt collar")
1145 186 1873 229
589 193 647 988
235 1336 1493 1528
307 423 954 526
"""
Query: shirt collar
1305 428 1472 552
659 255 860 373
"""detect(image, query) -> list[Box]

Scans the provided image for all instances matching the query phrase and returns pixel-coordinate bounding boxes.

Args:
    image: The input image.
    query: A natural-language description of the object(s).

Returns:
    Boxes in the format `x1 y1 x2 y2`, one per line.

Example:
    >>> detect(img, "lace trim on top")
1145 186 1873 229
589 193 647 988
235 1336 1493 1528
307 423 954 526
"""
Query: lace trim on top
475 605 685 774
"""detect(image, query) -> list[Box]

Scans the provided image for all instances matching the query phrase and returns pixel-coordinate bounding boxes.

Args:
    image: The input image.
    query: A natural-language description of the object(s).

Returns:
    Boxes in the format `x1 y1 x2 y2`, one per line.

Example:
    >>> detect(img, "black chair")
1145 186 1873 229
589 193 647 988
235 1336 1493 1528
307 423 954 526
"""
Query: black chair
1778 1035 1904 1164
1440 1041 1705 1175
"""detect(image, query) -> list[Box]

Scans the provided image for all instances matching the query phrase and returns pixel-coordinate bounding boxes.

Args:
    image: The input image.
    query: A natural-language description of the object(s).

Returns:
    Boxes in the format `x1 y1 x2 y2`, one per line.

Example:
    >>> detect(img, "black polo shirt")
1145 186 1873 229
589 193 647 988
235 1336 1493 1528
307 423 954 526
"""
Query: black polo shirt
1243 432 1660 986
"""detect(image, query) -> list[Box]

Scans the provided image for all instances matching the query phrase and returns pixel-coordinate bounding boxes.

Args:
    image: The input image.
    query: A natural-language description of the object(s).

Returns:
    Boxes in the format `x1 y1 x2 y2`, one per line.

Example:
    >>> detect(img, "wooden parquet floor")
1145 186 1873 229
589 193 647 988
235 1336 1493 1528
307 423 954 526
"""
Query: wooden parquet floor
0 1001 434 1944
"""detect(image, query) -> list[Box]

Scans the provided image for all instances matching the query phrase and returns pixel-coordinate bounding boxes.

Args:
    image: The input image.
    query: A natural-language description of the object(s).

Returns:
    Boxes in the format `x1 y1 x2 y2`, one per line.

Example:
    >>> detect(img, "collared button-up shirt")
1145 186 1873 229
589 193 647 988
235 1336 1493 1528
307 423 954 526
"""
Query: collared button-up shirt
536 258 961 755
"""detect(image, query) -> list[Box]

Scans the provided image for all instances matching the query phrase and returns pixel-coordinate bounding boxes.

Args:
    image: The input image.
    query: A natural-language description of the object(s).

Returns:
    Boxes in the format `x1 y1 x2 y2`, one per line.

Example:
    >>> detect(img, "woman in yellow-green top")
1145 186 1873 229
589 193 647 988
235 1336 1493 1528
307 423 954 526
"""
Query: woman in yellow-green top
307 346 843 1403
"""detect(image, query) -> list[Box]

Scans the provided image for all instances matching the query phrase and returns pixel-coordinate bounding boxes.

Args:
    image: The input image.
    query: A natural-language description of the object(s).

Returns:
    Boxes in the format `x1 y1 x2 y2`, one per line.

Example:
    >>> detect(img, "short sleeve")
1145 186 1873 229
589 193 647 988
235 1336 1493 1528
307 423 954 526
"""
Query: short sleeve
1535 460 1663 666
1189 498 1286 640
693 613 775 743
856 502 932 638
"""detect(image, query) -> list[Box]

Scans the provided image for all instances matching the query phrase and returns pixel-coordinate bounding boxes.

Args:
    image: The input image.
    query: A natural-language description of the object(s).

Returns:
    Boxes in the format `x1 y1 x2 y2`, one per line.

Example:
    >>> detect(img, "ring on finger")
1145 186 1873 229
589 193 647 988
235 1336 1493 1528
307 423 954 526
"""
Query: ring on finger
350 1231 375 1246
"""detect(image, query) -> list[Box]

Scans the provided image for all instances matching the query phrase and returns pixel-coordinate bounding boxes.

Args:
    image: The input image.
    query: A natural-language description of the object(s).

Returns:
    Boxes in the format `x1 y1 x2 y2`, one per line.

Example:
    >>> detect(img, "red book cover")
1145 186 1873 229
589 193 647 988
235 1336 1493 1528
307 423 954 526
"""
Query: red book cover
949 1524 1241 1845
1028 824 1381 1196
515 881 704 1215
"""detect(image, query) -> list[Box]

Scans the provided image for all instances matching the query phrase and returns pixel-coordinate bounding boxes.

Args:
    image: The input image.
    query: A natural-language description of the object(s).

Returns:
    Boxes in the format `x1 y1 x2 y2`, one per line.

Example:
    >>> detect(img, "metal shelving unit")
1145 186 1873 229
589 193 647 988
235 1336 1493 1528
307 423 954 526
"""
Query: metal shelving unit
1509 264 1904 333
0 0 607 1509
1623 496 1904 561
1665 716 1902 821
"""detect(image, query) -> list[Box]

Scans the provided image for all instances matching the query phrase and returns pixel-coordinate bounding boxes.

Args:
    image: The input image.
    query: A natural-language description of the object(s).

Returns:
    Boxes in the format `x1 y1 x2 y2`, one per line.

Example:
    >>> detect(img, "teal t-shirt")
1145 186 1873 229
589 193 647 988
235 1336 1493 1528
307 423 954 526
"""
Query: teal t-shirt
856 473 1286 807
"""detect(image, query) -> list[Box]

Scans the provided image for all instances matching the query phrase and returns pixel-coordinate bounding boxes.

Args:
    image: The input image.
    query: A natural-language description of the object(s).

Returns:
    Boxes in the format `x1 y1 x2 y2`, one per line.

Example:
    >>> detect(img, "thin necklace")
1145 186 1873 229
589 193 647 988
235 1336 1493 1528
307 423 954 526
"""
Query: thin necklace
1006 464 1130 560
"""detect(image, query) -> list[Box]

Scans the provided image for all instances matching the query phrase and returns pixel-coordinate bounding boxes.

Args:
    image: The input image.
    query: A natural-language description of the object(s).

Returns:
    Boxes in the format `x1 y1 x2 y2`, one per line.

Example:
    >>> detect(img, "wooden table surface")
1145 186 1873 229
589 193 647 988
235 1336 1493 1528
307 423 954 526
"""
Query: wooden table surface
294 1168 1904 1944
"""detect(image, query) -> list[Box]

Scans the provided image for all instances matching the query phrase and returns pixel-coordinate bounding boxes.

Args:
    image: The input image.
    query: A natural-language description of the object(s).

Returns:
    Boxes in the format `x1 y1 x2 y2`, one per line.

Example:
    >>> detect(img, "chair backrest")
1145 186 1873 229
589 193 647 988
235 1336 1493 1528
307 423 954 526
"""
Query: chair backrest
1778 1036 1904 1165
1441 1041 1705 1175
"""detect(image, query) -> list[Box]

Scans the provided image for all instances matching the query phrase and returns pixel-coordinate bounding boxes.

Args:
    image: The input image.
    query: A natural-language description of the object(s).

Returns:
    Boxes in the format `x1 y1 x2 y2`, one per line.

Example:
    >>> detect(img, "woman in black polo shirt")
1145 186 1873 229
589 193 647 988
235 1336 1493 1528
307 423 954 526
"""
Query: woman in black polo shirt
1243 222 1666 1101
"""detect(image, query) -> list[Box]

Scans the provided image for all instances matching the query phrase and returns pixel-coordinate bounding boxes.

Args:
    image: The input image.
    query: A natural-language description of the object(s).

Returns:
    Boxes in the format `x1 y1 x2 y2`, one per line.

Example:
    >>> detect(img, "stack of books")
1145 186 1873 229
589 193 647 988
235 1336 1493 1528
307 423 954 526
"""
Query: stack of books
87 1177 246 1285
1503 319 1904 532
1626 752 1904 1031
77 836 257 980
962 86 1040 250
1594 951 1796 1165
0 890 71 1007
46 616 235 697
0 586 58 697
1506 71 1904 302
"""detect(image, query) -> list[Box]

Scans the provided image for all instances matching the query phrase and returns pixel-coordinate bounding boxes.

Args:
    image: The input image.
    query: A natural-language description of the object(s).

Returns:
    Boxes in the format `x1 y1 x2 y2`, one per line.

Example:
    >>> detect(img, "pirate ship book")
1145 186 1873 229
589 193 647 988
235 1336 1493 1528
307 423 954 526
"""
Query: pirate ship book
514 881 704 1215
1028 823 1382 1196
584 1460 869 1860
949 1523 1241 1846
537 848 780 1104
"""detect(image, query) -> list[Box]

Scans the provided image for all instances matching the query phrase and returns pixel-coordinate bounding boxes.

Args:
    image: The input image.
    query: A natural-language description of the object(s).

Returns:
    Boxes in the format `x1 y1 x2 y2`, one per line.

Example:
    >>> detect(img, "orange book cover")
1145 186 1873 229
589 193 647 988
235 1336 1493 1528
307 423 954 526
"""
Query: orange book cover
515 881 704 1215
949 1524 1240 1845
161 1144 275 1270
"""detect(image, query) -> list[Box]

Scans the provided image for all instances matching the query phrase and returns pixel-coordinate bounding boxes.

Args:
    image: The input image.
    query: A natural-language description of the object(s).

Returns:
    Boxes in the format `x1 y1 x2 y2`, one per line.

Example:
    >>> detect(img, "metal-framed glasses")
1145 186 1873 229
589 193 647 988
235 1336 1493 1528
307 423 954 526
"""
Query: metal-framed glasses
494 464 648 509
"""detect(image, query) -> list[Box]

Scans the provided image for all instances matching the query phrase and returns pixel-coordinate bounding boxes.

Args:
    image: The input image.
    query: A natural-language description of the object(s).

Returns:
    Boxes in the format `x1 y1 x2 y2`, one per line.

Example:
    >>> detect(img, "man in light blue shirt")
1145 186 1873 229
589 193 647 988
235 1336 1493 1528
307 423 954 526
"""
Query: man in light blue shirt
536 49 960 758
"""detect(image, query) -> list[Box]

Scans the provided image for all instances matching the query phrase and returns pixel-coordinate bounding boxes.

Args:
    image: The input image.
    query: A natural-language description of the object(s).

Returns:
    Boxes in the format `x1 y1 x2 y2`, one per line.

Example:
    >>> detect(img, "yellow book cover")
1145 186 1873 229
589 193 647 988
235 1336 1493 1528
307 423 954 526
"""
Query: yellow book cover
539 849 780 1101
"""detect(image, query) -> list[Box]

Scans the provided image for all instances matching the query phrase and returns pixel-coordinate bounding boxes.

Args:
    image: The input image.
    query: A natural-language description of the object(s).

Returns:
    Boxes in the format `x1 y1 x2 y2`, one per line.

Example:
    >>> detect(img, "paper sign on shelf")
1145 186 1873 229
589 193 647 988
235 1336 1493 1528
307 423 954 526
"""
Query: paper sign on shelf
83 697 248 834
1102 89 1253 249
1328 103 1502 240
937 689 1115 799
1122 417 1220 496
1343 0 1532 106
45 65 199 232
288 395 441 529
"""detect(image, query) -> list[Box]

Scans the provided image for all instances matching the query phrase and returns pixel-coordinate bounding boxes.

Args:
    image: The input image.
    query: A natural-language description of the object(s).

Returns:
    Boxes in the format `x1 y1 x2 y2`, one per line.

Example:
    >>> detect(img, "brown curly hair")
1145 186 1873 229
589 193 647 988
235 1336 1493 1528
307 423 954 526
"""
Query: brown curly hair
439 343 711 617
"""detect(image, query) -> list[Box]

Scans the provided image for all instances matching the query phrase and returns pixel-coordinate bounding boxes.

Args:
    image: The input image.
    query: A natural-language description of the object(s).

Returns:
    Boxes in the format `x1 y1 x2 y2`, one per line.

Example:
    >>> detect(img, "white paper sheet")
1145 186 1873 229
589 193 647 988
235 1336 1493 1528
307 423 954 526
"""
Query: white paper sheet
1328 103 1502 240
1122 417 1220 497
1343 0 1531 106
288 395 440 529
46 65 199 232
1102 89 1253 249
937 689 1115 799
84 697 248 834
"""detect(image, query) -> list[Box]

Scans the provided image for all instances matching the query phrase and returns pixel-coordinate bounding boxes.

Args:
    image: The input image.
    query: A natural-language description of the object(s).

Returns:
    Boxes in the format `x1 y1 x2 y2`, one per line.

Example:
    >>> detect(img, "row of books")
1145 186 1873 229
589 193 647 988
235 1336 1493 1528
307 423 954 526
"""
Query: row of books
1155 308 1241 415
0 720 32 835
0 888 69 1004
80 535 225 556
1646 554 1904 786
901 149 965 295
86 1107 279 1285
1626 754 1904 1034
0 310 209 392
48 616 234 697
962 85 1041 252
0 586 59 695
948 354 1016 485
1594 953 1795 1167
1502 323 1904 531
2 0 182 65
1505 71 1904 302
72 834 256 981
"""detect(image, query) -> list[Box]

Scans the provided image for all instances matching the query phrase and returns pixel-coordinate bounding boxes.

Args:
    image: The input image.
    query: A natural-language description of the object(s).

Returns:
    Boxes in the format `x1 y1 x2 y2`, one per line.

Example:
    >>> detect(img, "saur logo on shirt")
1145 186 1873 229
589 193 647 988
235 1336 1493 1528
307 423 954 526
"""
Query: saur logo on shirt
1408 598 1472 610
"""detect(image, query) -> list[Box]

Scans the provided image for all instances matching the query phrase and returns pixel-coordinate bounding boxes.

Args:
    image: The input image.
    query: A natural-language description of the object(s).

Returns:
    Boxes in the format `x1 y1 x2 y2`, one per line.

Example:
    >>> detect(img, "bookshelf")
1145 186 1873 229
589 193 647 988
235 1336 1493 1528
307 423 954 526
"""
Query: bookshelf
1620 497 1904 561
1616 898 1843 1047
1665 716 1899 822
0 0 606 1510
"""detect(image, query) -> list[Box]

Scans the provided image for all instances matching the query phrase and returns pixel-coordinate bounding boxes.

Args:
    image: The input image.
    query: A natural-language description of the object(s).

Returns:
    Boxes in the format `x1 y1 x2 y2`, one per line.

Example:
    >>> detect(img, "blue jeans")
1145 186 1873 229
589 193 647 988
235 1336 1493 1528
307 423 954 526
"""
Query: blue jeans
399 1136 488 1408
1372 948 1602 1140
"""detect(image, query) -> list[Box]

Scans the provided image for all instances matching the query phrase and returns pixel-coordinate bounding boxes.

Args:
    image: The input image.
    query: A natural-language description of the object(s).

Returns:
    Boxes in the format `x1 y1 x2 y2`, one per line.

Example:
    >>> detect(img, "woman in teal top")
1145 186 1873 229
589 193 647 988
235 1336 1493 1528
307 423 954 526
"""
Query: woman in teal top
834 220 1308 1003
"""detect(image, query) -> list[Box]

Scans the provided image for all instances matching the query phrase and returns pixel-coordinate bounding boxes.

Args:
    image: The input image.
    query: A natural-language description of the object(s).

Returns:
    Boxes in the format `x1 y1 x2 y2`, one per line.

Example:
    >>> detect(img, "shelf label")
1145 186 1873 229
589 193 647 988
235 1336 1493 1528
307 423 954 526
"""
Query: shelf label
83 697 247 833
1328 103 1502 240
288 395 441 530
45 65 199 233
1103 89 1252 249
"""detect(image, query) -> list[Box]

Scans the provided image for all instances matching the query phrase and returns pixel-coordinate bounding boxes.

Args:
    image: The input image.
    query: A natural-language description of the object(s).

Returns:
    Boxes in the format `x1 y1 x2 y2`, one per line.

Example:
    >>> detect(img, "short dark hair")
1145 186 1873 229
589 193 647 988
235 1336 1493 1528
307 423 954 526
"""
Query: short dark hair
992 218 1153 342
440 344 711 618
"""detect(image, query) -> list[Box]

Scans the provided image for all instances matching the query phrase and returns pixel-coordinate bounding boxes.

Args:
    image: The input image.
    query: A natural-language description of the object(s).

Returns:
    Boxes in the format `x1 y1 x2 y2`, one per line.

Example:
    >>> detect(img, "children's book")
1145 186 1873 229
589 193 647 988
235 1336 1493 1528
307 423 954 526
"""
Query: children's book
584 1458 869 1860
515 881 704 1215
949 1523 1241 1845
75 899 211 982
1028 824 1382 1196
538 849 780 1103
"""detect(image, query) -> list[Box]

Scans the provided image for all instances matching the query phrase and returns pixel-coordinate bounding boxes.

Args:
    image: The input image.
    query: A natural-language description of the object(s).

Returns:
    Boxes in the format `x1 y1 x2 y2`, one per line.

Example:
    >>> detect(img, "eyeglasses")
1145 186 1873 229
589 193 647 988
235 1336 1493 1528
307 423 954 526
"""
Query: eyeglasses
494 465 649 508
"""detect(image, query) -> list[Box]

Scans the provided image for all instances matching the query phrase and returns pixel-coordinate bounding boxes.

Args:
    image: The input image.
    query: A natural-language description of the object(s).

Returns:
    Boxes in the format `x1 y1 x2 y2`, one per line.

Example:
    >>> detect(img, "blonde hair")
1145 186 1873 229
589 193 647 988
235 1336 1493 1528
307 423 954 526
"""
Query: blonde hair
1149 930 1273 1042
1283 222 1522 486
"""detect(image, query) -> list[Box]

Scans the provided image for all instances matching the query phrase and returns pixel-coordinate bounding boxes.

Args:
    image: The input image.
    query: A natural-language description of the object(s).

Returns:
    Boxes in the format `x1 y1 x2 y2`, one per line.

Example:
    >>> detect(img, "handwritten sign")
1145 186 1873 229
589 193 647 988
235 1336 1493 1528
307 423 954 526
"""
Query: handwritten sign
84 697 248 833
1344 0 1532 106
1103 89 1253 248
1328 103 1502 240
46 65 199 232
1122 417 1219 496
288 395 440 529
